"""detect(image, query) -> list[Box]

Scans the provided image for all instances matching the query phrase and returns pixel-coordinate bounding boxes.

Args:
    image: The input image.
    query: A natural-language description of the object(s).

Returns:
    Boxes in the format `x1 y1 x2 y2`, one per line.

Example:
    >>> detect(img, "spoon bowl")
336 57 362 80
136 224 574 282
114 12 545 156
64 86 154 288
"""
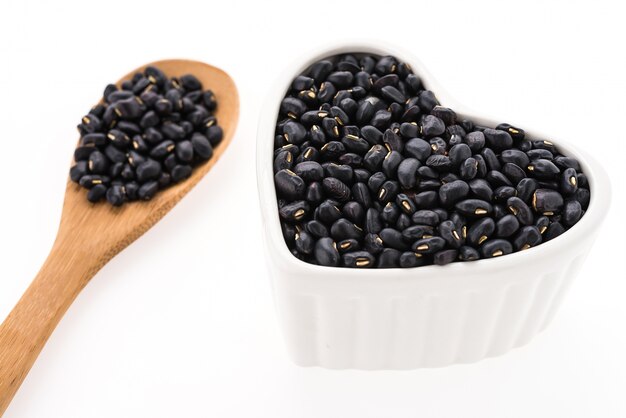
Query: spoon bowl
0 59 239 415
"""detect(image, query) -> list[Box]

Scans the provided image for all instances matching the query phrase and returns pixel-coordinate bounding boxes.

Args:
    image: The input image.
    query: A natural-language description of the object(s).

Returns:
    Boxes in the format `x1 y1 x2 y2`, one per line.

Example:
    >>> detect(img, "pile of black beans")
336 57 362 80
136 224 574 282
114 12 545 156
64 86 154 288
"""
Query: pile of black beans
273 54 591 268
70 66 223 206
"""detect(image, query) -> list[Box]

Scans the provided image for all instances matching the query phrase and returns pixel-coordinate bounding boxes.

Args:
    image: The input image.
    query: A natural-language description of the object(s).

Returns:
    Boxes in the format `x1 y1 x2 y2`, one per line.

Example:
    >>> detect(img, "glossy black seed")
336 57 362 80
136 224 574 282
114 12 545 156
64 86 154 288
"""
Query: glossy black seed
467 217 496 246
532 189 564 214
480 239 513 258
376 248 401 268
382 151 402 178
330 218 363 241
279 200 309 223
496 214 520 238
275 169 305 200
411 189 436 208
404 137 431 162
516 178 538 202
459 157 478 180
560 167 578 195
575 188 591 210
512 226 542 250
136 159 161 183
401 225 434 242
377 180 400 204
455 199 493 217
496 123 525 140
481 148 501 171
381 202 400 224
502 163 526 185
106 184 125 206
469 179 493 201
150 140 175 160
562 200 582 227
426 154 452 171
314 237 340 266
399 252 427 268
465 131 485 152
341 251 374 268
434 249 458 266
449 144 472 167
483 128 513 150
411 210 438 226
379 228 408 251
438 220 464 248
458 246 480 261
417 90 439 112
507 196 534 225
321 177 350 202
191 133 214 160
307 220 329 238
342 201 365 224
486 170 513 187
412 236 446 255
527 159 560 179
295 161 324 182
544 221 565 241
500 149 530 168
171 165 192 182
439 180 470 207
294 230 315 255
494 186 516 203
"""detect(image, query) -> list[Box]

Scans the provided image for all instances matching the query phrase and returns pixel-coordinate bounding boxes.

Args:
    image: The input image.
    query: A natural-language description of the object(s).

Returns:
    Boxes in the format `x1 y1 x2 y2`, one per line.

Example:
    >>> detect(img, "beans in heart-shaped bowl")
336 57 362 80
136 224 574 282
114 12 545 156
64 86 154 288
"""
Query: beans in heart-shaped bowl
256 41 610 369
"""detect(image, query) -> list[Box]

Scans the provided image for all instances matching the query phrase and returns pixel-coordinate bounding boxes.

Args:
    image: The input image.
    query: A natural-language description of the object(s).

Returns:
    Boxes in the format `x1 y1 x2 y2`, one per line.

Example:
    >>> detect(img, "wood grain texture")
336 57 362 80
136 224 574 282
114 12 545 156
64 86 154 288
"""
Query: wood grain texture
0 59 239 416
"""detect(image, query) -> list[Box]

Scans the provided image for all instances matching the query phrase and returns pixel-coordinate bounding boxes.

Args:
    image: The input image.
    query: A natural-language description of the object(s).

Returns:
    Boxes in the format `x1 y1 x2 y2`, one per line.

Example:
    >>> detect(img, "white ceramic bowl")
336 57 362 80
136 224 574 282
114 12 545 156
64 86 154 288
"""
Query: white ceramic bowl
256 41 611 369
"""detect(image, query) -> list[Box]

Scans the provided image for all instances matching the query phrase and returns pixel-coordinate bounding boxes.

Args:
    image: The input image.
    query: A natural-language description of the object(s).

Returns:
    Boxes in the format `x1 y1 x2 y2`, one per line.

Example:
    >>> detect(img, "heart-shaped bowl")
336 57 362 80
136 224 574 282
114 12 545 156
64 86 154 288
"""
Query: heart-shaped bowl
256 41 611 369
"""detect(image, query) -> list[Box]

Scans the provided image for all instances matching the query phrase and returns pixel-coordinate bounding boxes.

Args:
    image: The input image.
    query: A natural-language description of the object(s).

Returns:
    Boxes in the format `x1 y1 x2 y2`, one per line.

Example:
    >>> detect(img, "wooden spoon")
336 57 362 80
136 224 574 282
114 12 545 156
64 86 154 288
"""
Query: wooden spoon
0 59 239 415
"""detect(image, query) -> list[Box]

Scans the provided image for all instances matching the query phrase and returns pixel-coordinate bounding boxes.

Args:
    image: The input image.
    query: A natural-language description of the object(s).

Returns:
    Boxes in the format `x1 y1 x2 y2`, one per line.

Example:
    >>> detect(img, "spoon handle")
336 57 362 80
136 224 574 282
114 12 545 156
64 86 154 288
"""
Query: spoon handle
0 241 96 416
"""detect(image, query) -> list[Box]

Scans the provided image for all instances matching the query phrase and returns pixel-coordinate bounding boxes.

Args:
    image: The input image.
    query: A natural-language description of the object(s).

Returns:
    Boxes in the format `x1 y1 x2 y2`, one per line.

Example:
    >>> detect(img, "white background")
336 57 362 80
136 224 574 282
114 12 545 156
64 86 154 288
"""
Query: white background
0 0 625 417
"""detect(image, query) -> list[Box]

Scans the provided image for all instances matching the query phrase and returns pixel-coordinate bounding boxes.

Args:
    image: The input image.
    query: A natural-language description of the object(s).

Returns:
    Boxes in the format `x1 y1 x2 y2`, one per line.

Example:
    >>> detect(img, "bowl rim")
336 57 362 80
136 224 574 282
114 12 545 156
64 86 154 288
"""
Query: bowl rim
256 40 611 282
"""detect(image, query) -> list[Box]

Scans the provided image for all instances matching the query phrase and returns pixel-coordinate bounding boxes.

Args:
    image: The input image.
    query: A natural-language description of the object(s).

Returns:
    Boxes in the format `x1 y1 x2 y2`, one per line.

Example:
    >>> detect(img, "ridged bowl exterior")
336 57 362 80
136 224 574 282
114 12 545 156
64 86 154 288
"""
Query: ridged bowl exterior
257 41 611 369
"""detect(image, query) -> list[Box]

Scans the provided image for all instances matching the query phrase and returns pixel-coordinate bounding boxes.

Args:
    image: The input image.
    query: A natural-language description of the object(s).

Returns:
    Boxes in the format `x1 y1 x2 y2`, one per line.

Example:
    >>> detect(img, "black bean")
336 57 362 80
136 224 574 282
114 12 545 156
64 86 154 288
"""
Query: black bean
380 228 408 250
496 123 525 140
150 140 175 160
438 220 464 248
562 200 582 227
560 167 578 195
171 165 192 182
527 159 560 179
496 214 520 238
500 149 530 168
376 248 401 268
458 246 480 261
465 131 485 152
191 133 213 160
512 226 542 250
469 179 494 201
412 236 446 255
294 161 324 182
575 188 591 210
136 159 162 183
331 218 363 240
342 201 365 223
314 237 340 266
382 150 402 178
516 178 538 203
434 249 458 266
532 189 564 214
502 163 526 185
426 154 452 171
381 202 400 224
377 180 400 203
449 144 472 166
468 218 496 246
480 239 513 258
405 137 431 162
399 252 427 268
544 221 565 241
337 238 360 254
483 128 513 150
506 196 534 225
455 199 493 217
439 180 470 207
402 225 434 242
275 169 306 200
322 177 351 202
